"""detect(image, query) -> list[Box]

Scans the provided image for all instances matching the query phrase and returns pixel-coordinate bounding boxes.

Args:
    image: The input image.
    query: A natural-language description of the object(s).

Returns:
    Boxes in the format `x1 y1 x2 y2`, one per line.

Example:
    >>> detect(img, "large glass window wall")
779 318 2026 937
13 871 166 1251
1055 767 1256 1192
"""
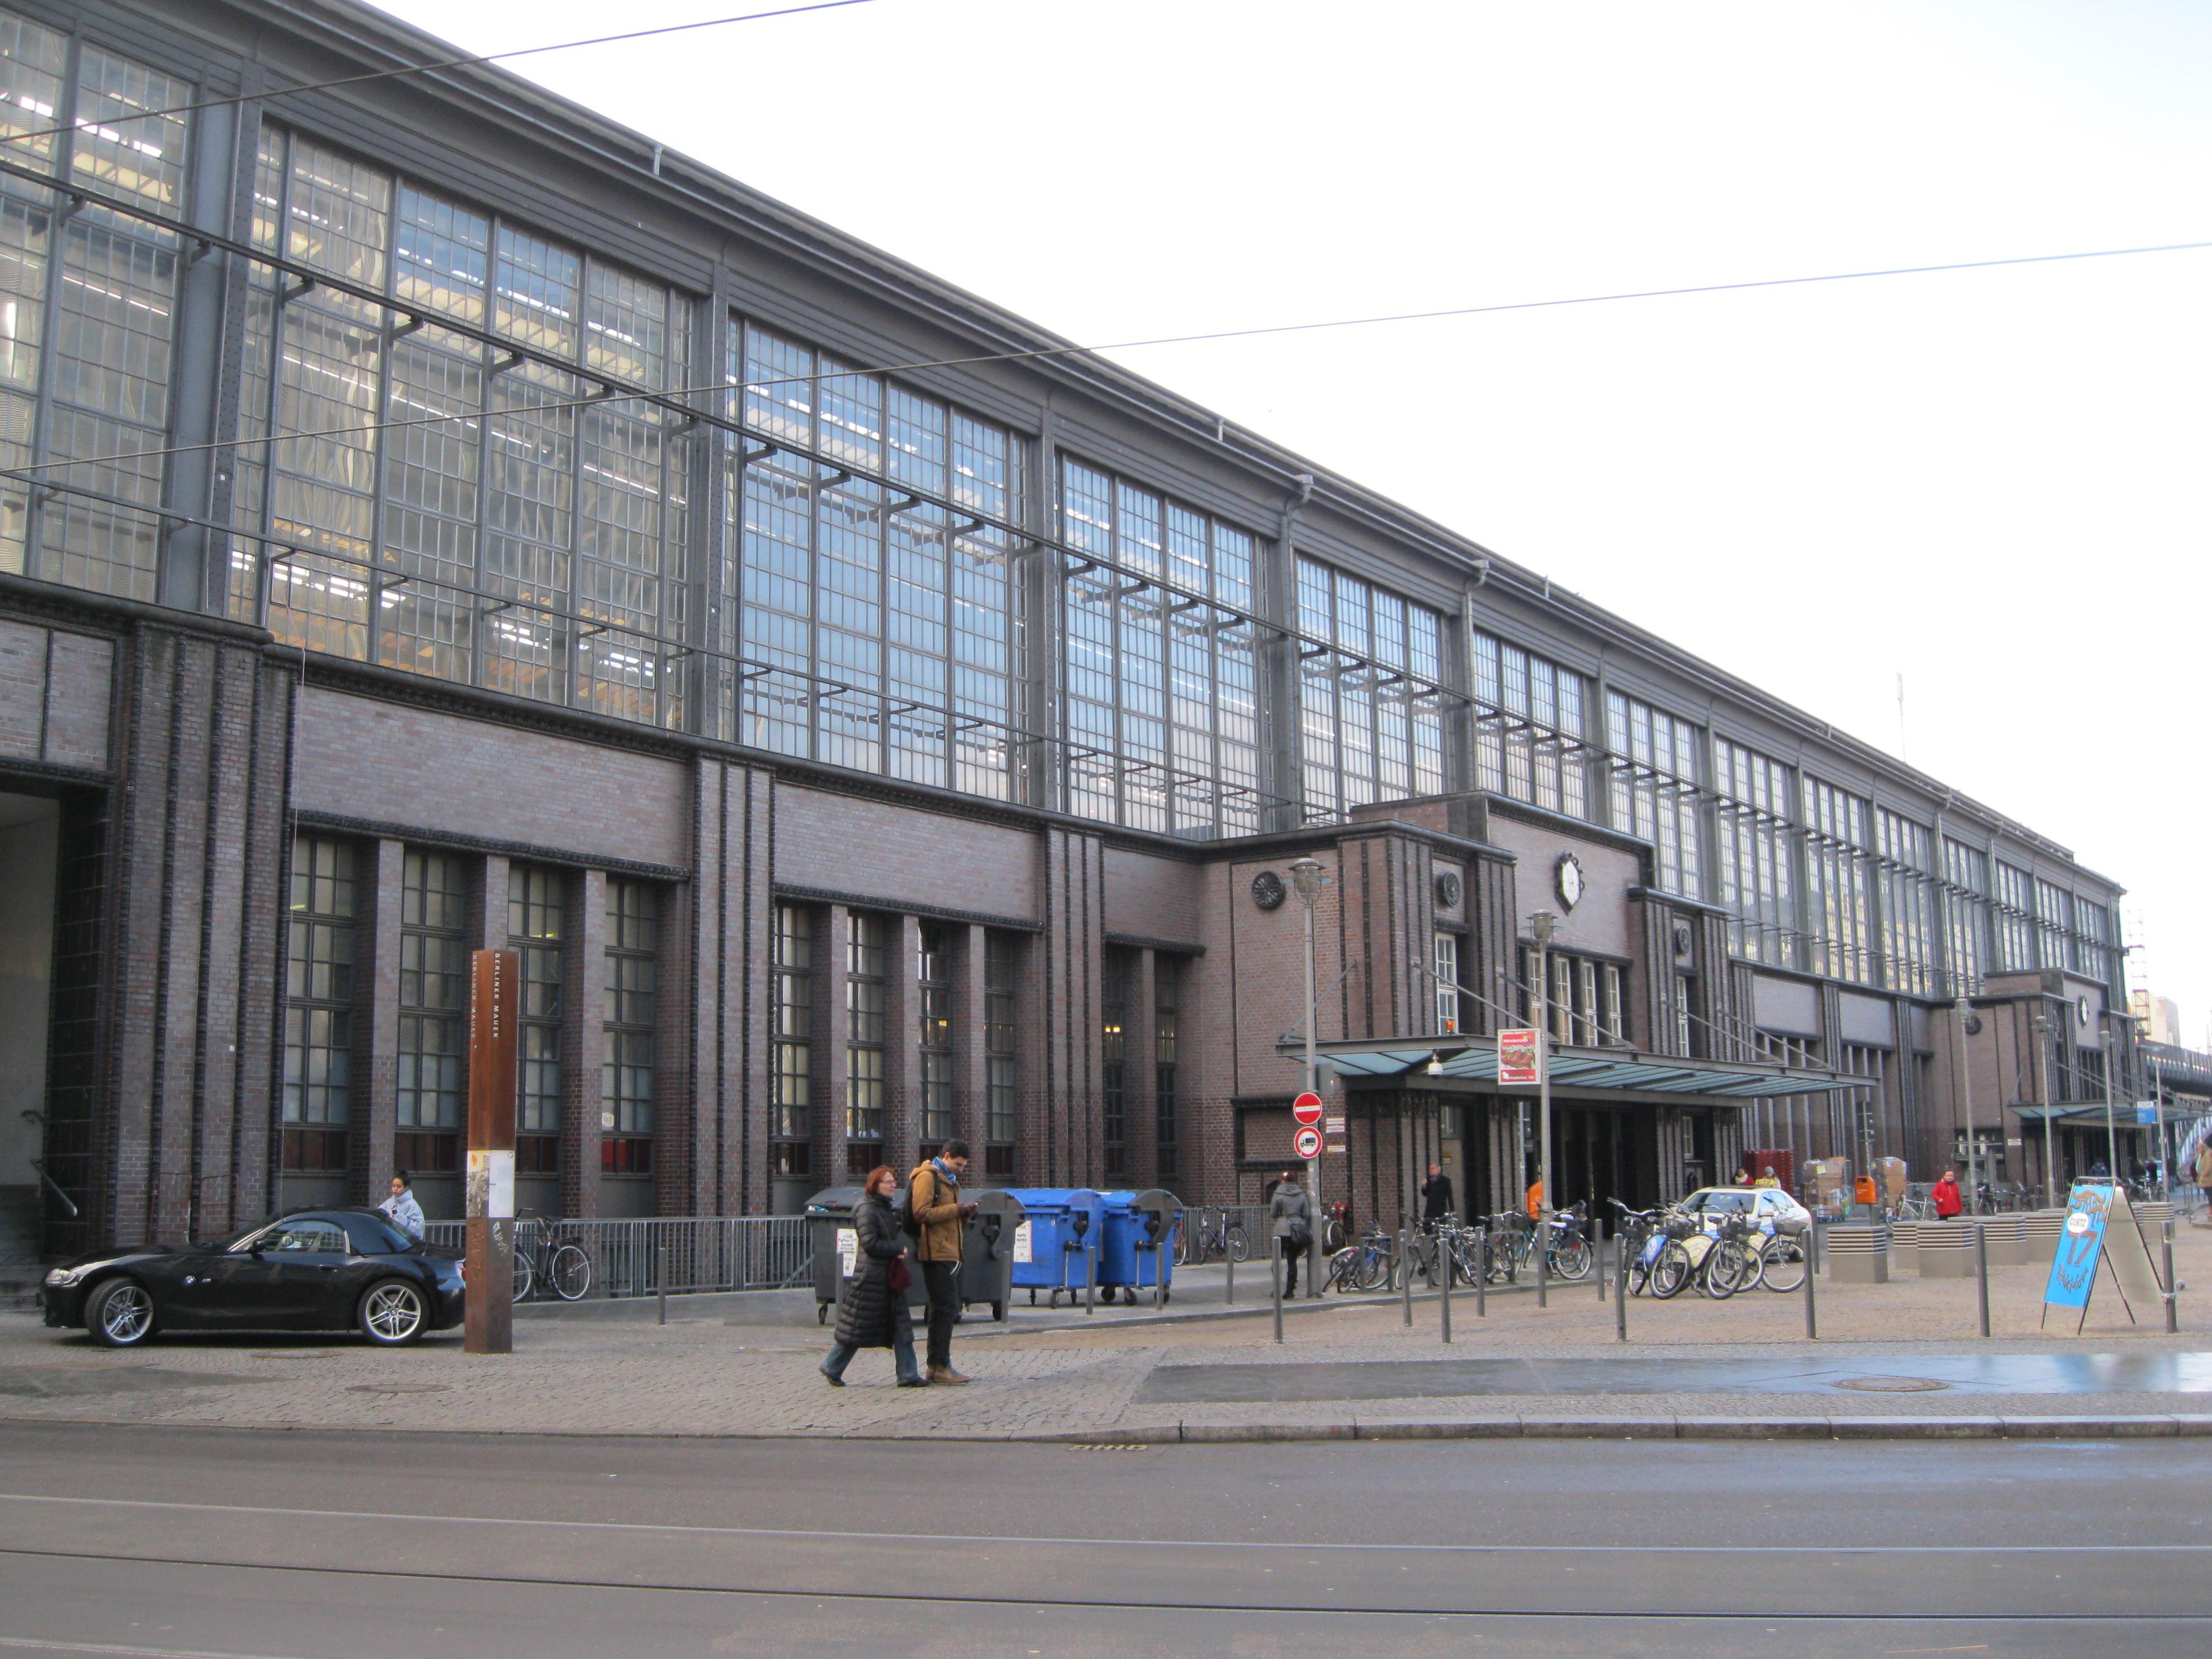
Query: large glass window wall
1801 778 1874 985
1713 739 1794 967
1942 839 1991 997
1604 692 1703 898
0 14 191 602
236 127 697 726
1297 557 1445 821
733 325 1020 798
1993 860 2037 972
1472 630 1588 818
1061 461 1261 835
1876 808 1940 997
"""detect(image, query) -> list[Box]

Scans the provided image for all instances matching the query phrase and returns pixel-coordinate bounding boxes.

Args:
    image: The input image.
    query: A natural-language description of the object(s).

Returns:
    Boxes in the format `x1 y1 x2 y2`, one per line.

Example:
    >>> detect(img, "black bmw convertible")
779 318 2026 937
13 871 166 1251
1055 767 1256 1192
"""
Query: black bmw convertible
41 1208 466 1348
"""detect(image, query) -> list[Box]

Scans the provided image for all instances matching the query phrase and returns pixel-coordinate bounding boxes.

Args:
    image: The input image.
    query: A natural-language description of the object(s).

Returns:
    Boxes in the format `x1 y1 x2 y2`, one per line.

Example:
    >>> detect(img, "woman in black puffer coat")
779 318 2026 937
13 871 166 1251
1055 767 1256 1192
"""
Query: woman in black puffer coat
822 1165 925 1387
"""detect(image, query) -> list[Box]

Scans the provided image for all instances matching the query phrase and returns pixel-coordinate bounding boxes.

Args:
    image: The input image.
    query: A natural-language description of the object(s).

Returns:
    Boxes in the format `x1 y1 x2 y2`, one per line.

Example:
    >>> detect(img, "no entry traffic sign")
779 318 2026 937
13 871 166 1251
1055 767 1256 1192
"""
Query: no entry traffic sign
1295 1125 1322 1160
1292 1092 1324 1126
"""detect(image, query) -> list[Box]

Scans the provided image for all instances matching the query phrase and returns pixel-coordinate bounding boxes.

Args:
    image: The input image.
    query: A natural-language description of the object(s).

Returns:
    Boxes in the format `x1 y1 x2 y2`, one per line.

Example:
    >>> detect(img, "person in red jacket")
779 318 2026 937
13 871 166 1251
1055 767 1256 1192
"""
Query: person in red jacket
1933 1168 1964 1219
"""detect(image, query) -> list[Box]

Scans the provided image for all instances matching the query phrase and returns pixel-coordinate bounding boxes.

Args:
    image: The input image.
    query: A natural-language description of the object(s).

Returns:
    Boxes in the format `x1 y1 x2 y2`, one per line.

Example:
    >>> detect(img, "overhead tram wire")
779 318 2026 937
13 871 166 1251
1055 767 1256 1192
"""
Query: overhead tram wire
0 1 884 154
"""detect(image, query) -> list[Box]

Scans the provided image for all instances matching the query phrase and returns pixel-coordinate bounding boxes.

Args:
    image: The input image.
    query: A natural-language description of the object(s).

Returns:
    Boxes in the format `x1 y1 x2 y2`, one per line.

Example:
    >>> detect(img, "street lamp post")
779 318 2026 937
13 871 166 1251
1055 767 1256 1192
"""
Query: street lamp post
1290 856 1324 1300
2030 1010 2057 1210
1532 910 1558 1224
1955 998 1978 1211
2100 1010 2124 1189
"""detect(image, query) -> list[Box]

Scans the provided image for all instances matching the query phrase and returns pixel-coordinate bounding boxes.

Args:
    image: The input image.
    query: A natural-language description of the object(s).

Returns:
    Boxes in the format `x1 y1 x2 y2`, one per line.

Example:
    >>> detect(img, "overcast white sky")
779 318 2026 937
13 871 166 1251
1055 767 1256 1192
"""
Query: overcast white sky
370 0 2212 1043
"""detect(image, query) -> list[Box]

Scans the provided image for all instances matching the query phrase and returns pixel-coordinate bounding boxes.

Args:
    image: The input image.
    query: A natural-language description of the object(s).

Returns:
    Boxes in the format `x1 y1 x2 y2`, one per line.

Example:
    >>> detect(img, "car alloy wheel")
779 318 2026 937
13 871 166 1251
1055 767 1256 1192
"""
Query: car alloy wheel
90 1280 154 1347
360 1281 426 1345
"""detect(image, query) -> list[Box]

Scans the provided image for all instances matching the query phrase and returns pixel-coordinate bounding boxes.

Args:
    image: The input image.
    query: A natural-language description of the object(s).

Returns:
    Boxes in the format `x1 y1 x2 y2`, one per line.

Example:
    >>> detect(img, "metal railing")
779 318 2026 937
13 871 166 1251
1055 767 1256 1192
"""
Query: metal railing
420 1215 812 1300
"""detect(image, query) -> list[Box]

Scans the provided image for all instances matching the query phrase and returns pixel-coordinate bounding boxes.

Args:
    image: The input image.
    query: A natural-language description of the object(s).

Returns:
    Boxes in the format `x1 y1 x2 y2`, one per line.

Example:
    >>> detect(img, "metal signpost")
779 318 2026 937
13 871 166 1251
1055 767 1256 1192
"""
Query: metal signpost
1290 858 1326 1299
464 948 519 1357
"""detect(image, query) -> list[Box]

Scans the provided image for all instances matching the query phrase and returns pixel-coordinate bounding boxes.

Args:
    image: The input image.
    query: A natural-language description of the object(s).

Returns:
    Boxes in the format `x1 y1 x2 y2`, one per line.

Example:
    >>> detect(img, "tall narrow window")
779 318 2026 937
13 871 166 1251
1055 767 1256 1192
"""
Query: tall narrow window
1551 952 1574 1045
917 924 953 1151
1155 958 1181 1183
1674 974 1696 1058
1943 839 1991 997
601 879 656 1174
1472 630 1589 818
1714 739 1794 966
844 912 886 1175
1802 778 1875 985
771 905 812 1179
1297 557 1446 820
397 850 466 1172
1101 949 1131 1177
509 865 562 1175
1433 932 1460 1034
283 836 355 1171
1993 861 2037 972
1876 810 1939 996
984 932 1017 1176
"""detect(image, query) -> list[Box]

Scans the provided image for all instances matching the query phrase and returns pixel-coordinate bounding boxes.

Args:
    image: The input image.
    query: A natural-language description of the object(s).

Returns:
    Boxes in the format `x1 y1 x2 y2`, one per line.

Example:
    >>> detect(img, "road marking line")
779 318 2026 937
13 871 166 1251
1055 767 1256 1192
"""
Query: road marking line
1 1492 2206 1556
0 1638 304 1659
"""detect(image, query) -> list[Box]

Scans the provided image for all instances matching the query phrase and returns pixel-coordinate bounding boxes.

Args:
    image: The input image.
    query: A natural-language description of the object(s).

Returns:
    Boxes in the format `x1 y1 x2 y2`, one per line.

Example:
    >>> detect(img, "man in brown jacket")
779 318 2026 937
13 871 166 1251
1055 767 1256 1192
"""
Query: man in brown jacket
909 1139 978 1384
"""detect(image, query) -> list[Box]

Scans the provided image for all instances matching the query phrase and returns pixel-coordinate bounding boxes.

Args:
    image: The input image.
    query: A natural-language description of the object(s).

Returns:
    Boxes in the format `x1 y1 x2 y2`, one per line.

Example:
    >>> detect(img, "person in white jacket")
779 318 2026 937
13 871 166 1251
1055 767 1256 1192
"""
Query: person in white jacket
379 1171 425 1240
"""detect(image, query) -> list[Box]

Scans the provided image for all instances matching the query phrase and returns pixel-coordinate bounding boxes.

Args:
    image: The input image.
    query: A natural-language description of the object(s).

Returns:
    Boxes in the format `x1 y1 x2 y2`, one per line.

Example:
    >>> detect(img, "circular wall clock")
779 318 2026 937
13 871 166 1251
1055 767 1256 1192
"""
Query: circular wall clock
1554 852 1585 912
1433 870 1463 909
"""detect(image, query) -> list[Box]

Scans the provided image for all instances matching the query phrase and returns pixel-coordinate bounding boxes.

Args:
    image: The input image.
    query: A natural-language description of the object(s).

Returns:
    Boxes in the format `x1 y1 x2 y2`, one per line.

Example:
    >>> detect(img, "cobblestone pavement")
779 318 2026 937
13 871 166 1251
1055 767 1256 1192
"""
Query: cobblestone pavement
7 1229 2206 1441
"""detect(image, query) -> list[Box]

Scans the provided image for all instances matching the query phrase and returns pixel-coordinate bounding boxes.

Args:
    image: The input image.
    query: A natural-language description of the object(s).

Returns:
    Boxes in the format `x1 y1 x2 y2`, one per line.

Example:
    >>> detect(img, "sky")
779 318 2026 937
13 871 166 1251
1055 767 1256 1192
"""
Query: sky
368 0 2212 1044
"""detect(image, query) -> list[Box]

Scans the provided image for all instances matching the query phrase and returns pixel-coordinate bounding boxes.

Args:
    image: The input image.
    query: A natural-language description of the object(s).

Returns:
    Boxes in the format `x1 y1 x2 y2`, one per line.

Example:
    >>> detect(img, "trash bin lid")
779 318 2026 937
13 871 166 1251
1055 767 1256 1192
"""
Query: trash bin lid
969 1188 1029 1223
803 1185 868 1216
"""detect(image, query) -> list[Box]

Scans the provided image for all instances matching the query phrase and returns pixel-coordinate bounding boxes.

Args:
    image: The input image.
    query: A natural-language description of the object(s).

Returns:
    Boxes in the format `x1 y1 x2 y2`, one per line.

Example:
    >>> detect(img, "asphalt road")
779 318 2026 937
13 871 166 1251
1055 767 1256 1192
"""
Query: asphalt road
0 1422 2205 1657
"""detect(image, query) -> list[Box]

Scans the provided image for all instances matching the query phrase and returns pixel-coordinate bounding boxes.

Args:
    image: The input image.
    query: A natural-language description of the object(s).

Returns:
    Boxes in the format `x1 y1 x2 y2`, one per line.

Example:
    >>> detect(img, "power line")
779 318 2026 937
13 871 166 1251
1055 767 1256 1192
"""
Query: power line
5 231 2206 483
0 0 881 152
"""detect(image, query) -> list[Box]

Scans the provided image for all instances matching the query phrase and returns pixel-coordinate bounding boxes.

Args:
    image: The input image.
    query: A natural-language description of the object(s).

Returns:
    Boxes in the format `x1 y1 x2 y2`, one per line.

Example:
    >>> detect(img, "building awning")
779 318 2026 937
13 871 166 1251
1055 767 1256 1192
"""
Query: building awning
1283 1034 1865 1100
2011 1104 2151 1125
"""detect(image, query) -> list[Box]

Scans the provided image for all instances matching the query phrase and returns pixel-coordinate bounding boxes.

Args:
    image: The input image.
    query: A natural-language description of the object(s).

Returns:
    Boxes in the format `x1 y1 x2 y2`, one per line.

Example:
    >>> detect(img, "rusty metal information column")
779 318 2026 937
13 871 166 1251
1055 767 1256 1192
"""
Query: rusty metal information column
465 948 519 1355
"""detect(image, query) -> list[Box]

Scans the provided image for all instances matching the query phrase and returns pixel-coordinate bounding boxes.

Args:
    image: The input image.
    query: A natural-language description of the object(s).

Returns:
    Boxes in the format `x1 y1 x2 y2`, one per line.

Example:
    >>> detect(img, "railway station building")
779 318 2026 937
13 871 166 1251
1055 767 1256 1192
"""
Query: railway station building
0 0 2163 1255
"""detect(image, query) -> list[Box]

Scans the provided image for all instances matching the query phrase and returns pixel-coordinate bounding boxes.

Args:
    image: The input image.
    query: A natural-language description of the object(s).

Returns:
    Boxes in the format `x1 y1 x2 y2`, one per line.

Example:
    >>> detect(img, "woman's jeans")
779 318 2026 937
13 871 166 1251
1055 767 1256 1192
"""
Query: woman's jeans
822 1329 921 1384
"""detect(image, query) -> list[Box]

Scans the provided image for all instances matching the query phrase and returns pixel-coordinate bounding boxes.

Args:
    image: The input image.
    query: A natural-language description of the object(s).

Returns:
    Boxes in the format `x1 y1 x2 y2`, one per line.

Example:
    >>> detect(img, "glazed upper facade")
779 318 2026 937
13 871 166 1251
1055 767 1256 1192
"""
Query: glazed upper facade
0 0 2122 1007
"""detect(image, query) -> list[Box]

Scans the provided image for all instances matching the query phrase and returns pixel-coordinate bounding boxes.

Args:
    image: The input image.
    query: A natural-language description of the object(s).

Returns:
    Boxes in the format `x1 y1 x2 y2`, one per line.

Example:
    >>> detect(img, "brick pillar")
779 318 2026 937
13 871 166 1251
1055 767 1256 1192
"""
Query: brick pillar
562 868 607 1216
886 911 921 1175
956 923 988 1165
689 763 771 1215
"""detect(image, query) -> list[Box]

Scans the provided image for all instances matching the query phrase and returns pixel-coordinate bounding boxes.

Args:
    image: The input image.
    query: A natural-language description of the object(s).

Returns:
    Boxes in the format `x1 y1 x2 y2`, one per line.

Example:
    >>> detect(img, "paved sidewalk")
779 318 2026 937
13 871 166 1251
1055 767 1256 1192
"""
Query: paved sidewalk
6 1228 2209 1443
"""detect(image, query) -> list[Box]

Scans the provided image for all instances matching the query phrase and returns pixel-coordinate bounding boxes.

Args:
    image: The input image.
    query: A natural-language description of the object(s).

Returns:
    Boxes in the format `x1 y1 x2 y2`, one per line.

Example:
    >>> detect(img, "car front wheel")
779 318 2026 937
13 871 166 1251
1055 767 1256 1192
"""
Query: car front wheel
359 1280 427 1345
87 1278 156 1348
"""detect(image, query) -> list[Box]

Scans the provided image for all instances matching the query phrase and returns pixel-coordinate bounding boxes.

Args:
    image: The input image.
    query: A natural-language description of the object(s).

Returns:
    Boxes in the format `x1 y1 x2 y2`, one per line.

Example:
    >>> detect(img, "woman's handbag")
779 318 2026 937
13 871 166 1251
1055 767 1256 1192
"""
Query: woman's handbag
886 1254 912 1293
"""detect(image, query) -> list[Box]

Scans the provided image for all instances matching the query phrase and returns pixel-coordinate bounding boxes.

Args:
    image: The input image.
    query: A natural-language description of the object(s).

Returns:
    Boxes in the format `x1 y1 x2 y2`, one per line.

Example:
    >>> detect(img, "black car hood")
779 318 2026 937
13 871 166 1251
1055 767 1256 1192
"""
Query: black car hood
56 1244 181 1271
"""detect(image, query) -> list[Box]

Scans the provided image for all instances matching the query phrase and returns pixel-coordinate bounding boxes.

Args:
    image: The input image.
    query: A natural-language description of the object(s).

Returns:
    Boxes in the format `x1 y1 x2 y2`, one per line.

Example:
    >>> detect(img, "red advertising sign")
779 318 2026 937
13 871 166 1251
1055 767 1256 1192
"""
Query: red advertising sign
1292 1092 1324 1126
1497 1027 1541 1087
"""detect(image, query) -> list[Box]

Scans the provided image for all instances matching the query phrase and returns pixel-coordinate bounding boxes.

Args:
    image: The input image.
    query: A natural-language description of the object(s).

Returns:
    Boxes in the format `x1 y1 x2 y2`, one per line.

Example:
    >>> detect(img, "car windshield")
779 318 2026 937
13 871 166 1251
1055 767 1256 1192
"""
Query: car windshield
1683 1190 1752 1214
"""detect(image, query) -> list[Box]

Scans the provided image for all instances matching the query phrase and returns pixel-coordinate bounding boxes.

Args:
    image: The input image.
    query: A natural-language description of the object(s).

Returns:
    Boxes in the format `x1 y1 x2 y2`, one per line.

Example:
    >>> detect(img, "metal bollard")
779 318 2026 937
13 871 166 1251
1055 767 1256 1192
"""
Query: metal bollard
1086 1240 1097 1316
656 1243 668 1327
1272 1234 1284 1344
1536 1220 1548 1308
1401 1229 1414 1326
1596 1219 1607 1303
1225 1231 1235 1305
1439 1235 1452 1345
2164 1219 2179 1335
1974 1221 1991 1339
1804 1224 1819 1340
1475 1226 1486 1319
1615 1229 1629 1343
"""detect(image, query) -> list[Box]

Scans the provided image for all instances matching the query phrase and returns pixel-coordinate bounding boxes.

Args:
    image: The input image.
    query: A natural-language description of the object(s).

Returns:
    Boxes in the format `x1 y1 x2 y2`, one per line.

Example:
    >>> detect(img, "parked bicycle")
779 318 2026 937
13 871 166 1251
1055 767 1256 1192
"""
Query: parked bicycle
1326 1225 1399 1293
1176 1207 1250 1267
512 1212 594 1303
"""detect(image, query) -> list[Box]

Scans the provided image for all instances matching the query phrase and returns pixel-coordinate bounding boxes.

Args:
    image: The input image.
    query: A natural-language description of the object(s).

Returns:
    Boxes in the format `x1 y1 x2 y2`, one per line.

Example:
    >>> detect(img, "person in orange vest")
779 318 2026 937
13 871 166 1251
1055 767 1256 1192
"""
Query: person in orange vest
1525 1178 1544 1219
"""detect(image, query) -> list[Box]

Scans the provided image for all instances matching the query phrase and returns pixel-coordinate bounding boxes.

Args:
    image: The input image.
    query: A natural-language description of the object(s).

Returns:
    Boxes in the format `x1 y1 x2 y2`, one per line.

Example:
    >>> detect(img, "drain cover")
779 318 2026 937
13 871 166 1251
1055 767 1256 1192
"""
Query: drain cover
346 1383 451 1395
1831 1375 1949 1394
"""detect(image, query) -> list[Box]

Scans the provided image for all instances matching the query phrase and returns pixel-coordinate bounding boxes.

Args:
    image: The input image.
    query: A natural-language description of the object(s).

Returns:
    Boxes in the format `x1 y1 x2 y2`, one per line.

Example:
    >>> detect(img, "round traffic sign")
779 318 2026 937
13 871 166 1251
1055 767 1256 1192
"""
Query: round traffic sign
1292 1092 1324 1126
1295 1126 1322 1160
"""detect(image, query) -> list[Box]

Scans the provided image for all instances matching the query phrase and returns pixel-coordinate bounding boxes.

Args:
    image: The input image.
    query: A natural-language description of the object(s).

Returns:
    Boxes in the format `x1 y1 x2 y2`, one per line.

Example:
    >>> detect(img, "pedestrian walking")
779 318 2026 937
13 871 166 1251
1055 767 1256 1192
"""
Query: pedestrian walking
1420 1162 1454 1223
1933 1167 1963 1219
908 1139 979 1385
379 1171 425 1240
1270 1169 1313 1294
821 1165 925 1389
2194 1138 2212 1218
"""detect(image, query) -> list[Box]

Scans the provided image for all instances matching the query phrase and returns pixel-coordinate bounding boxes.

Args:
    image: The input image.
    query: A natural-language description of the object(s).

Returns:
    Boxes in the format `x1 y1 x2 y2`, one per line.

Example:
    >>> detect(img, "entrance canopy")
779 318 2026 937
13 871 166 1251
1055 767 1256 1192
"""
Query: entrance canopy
1284 1034 1863 1101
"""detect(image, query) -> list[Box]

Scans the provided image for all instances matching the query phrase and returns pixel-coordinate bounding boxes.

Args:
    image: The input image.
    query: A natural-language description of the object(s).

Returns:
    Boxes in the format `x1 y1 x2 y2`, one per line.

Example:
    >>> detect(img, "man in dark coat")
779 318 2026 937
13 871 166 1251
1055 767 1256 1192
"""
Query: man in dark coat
821 1167 925 1387
1421 1162 1454 1224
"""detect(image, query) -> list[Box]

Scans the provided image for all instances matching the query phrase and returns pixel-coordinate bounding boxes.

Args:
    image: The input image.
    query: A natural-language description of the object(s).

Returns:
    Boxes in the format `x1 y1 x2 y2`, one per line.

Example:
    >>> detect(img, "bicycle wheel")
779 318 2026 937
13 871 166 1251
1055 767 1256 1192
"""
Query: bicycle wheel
1703 1240 1746 1301
1355 1247 1391 1292
1650 1240 1693 1299
549 1241 593 1301
1733 1238 1768 1293
1225 1225 1250 1264
1759 1236 1807 1293
1551 1238 1593 1281
1323 1218 1348 1255
512 1248 534 1305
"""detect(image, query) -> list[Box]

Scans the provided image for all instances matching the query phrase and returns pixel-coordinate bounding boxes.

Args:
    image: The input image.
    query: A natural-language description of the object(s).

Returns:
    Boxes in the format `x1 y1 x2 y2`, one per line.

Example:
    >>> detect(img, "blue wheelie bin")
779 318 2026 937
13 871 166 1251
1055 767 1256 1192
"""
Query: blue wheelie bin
1003 1188 1104 1307
1097 1189 1182 1306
